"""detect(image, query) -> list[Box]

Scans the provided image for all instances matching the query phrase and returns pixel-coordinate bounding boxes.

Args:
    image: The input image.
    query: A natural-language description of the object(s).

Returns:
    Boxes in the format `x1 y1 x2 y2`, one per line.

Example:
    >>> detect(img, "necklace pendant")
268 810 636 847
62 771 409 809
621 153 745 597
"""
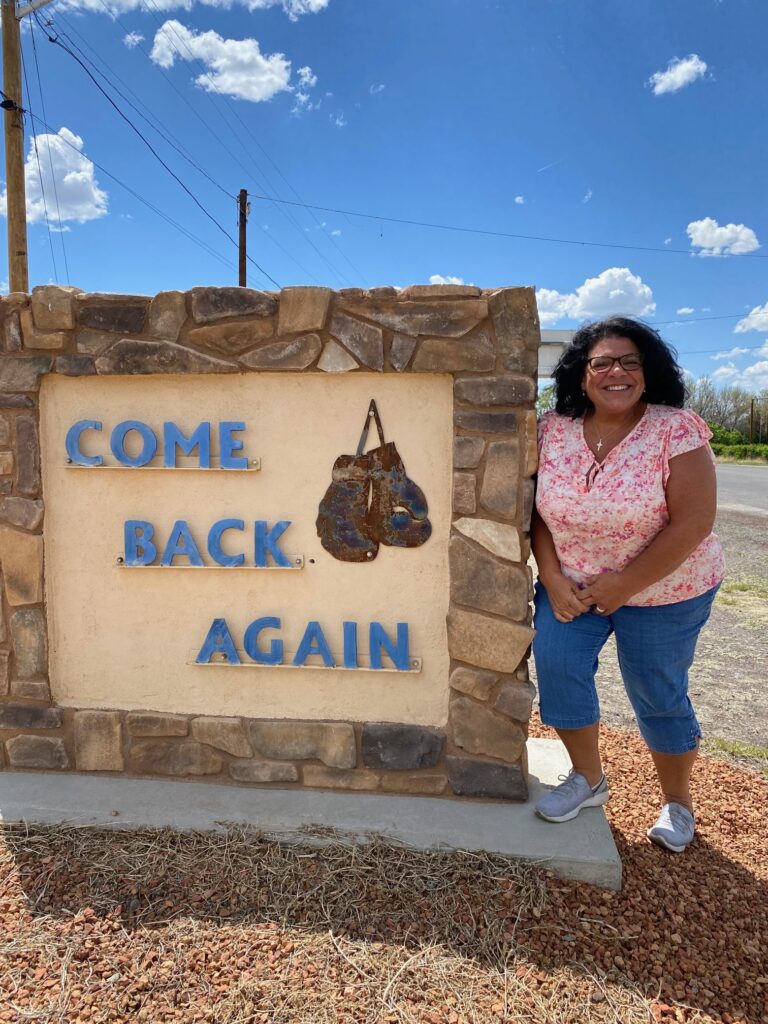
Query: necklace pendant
596 439 603 451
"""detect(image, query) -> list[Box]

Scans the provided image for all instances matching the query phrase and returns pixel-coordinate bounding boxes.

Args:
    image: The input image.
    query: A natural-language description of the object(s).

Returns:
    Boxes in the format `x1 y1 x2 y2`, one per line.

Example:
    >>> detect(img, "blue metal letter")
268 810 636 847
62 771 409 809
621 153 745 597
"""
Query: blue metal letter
343 621 358 669
369 622 410 671
219 421 248 469
124 520 157 565
110 420 157 468
208 519 245 567
160 520 204 566
254 520 292 568
65 420 103 466
196 618 241 664
293 621 335 668
243 617 284 665
163 421 211 469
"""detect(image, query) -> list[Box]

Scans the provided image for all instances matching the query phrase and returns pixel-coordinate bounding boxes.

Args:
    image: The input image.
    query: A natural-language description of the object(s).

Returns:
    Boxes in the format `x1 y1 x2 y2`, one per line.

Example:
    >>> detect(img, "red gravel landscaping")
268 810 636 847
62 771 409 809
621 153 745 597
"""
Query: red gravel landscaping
1 720 766 1024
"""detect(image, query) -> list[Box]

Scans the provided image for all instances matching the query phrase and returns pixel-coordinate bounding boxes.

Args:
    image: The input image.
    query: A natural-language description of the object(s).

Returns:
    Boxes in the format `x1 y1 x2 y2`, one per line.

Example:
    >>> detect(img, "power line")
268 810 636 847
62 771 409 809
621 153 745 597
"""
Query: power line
652 313 766 327
137 0 353 287
35 14 280 289
20 104 237 275
10 96 768 336
88 0 325 286
28 18 70 284
53 13 231 201
244 191 768 260
19 44 59 281
678 344 767 355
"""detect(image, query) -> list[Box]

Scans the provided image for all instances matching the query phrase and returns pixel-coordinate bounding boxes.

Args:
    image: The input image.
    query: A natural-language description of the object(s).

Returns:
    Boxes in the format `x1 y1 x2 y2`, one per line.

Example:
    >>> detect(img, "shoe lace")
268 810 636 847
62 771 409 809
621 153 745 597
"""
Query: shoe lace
554 771 584 794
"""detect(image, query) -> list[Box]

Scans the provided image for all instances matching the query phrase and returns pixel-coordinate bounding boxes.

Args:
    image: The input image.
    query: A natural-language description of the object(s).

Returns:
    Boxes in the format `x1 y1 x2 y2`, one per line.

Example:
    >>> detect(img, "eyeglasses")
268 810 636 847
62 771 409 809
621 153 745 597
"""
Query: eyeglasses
586 353 644 373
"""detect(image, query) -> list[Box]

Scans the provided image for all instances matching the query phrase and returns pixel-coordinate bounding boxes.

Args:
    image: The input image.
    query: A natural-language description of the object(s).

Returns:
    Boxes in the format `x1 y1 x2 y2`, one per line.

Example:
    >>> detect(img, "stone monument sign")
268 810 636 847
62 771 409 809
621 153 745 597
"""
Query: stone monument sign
0 284 539 801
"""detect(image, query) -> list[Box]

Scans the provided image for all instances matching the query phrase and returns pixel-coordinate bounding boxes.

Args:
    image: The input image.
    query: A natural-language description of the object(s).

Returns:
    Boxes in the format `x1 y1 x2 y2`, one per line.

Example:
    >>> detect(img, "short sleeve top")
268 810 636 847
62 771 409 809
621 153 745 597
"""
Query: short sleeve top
535 404 726 606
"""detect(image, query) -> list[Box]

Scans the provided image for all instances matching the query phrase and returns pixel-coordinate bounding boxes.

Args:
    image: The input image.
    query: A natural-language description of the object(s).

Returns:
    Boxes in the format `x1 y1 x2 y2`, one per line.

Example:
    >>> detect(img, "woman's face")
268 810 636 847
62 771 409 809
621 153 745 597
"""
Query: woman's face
582 335 646 418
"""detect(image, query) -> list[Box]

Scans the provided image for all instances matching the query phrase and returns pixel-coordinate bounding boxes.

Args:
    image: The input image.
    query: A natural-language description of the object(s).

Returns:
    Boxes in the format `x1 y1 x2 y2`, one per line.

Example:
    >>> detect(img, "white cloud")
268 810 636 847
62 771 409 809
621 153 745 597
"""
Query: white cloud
707 346 768 391
648 54 708 96
582 189 593 204
330 112 346 128
330 228 341 236
0 127 108 224
369 83 385 95
535 267 656 326
291 64 319 114
429 275 465 286
62 0 328 16
150 21 291 102
712 363 739 381
687 217 760 257
123 31 144 47
664 237 672 245
676 306 694 315
297 66 317 88
743 360 768 389
514 195 525 205
711 346 750 361
734 303 768 333
254 0 329 17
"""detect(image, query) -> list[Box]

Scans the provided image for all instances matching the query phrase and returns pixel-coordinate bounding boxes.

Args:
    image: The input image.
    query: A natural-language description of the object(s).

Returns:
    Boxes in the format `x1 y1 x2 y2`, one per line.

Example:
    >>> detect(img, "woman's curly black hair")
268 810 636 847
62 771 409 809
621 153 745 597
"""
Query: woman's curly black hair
552 316 687 418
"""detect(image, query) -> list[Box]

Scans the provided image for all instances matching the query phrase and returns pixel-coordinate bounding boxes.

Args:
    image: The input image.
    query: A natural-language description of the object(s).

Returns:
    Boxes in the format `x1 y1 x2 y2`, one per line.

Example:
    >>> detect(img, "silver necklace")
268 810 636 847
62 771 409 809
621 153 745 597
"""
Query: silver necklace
587 410 638 452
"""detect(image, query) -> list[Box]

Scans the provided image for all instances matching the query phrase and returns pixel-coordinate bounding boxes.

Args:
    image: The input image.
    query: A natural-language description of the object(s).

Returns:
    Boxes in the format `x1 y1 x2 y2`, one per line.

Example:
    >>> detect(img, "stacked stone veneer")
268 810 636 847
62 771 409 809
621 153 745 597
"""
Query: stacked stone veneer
0 283 540 801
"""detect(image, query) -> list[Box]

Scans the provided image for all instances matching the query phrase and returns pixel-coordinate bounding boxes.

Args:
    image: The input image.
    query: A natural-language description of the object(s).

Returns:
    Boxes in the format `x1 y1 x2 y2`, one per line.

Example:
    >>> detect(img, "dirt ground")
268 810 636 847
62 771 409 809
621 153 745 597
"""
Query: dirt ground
531 508 768 764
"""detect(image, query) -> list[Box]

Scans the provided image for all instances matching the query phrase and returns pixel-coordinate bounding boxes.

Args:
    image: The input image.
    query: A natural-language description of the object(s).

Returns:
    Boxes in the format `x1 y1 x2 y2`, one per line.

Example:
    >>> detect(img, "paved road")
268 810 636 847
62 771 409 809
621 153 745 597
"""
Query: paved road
716 463 768 513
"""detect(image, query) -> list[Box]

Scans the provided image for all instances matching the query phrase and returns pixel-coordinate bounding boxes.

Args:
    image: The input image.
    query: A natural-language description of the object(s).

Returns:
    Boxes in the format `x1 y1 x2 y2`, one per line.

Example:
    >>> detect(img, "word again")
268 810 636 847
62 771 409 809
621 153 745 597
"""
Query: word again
65 420 250 469
196 617 411 671
124 520 292 567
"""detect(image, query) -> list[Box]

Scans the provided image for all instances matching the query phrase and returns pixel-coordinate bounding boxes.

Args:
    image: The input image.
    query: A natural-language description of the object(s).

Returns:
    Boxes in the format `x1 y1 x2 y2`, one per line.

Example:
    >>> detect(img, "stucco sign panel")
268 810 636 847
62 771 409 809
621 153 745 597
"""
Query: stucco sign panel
41 373 453 724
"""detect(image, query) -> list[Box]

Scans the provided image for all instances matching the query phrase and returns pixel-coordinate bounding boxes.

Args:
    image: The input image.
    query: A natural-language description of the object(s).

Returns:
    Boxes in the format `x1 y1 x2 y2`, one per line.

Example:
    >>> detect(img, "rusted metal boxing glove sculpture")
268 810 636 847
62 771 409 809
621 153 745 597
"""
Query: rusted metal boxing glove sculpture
316 400 432 562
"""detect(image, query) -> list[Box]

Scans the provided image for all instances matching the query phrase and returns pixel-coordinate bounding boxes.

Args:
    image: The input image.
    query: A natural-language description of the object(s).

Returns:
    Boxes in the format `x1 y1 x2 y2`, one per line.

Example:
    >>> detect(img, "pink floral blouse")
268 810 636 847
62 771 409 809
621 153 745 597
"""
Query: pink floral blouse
536 405 726 606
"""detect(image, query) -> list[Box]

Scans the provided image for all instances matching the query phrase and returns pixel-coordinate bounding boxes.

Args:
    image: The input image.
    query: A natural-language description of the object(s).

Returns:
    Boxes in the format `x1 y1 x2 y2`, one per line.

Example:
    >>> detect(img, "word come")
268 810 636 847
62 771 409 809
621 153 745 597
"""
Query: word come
124 520 292 567
197 617 411 671
66 419 250 469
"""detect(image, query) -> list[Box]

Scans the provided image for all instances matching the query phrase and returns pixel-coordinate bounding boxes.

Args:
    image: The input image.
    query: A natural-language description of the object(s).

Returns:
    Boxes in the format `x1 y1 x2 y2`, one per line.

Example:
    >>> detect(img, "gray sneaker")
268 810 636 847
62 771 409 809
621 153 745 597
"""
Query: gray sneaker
647 802 695 852
534 770 609 823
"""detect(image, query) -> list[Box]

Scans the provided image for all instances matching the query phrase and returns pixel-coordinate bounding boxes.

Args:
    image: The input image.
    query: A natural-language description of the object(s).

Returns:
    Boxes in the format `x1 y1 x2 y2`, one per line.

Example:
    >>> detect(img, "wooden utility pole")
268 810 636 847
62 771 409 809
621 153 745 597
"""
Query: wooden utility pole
2 0 58 291
2 0 28 293
238 188 248 287
749 398 755 443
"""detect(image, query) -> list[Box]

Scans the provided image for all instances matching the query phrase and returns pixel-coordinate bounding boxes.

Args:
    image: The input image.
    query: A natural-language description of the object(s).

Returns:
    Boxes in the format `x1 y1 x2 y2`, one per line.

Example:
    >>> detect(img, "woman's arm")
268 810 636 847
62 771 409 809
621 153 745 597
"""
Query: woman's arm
580 445 717 614
532 510 593 622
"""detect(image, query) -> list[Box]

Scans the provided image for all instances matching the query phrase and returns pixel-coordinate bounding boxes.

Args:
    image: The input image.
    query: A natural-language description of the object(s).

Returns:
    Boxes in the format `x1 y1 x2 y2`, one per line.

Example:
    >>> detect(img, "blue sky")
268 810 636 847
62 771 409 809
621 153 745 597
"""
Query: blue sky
3 0 768 388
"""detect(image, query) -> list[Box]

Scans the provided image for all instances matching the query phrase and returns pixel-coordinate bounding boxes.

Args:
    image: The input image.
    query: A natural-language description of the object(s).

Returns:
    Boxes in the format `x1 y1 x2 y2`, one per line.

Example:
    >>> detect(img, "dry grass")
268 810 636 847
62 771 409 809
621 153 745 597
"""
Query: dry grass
2 722 767 1024
0 822 704 1024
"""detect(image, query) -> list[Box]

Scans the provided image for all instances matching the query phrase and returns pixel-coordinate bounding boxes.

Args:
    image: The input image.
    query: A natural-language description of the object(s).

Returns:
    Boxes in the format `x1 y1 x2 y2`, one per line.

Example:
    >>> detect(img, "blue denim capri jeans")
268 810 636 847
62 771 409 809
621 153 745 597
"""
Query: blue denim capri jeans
532 582 719 755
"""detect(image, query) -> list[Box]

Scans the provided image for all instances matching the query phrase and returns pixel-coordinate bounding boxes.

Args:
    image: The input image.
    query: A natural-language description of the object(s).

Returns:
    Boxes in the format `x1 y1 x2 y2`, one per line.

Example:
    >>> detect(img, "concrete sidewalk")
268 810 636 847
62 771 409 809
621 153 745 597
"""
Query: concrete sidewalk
0 737 621 889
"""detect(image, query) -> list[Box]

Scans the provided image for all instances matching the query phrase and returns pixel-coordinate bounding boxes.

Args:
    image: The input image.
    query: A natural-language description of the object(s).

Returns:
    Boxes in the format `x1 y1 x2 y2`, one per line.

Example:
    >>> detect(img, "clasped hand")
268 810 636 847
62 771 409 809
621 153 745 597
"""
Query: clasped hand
580 571 634 615
544 570 633 623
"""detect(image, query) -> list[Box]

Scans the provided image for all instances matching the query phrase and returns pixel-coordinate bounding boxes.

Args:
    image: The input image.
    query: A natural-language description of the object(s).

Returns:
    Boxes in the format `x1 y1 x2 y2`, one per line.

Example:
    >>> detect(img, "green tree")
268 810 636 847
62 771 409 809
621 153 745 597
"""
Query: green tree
536 383 556 417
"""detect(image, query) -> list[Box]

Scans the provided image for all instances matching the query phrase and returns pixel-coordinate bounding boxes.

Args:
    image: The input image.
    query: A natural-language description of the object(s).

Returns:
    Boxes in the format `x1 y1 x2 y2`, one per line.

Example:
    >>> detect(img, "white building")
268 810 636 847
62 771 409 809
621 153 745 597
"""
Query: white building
538 329 573 378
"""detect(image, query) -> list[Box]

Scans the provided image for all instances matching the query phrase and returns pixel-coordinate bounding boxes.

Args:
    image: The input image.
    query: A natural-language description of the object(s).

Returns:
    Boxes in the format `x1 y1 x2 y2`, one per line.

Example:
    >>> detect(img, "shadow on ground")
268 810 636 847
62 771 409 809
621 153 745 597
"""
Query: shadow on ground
2 790 765 1023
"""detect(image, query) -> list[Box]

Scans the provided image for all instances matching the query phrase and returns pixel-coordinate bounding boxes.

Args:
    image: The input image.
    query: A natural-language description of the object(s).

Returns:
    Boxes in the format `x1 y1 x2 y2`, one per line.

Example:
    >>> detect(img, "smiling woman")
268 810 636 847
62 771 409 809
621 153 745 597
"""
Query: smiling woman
531 316 726 854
